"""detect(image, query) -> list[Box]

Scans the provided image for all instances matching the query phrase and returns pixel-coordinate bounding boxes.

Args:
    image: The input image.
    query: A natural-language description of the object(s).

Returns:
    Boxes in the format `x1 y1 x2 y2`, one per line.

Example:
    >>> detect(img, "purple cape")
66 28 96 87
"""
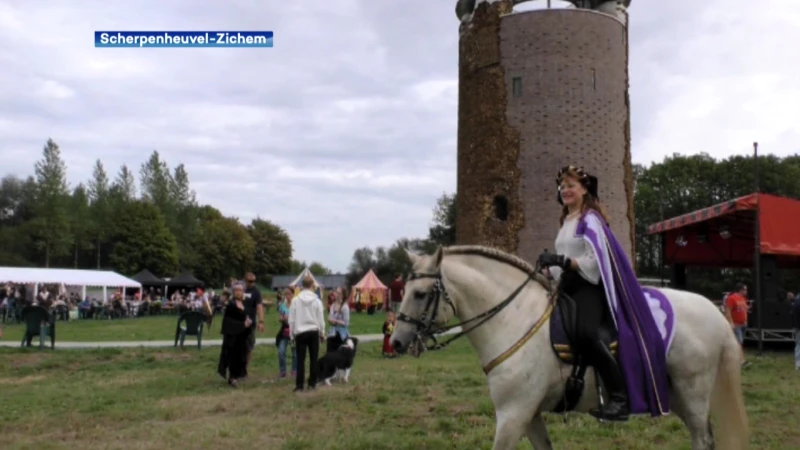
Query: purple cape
576 210 674 416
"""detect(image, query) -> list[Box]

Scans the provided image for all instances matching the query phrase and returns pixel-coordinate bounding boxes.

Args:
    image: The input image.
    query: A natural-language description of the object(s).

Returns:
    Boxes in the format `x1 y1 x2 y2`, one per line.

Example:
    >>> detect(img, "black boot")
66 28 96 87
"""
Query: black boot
588 340 630 422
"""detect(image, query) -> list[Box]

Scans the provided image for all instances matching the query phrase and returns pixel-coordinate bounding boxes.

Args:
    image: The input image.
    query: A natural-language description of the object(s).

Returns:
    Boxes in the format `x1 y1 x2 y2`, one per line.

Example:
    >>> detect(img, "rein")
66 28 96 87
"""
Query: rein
397 254 557 373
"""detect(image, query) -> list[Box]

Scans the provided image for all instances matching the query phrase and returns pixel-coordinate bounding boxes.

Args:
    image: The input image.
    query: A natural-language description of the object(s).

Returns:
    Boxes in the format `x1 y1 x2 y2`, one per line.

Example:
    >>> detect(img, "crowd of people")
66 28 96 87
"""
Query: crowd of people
0 282 220 324
216 273 401 391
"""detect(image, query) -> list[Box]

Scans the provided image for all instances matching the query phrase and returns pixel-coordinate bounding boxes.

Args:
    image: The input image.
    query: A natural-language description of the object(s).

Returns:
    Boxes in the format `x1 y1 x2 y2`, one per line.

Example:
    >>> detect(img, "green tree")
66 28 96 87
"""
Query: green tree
115 164 137 201
193 214 256 287
139 151 175 227
307 261 332 276
31 139 71 266
108 200 179 276
386 238 414 275
87 160 110 268
170 163 195 206
107 164 138 226
247 218 293 279
170 164 199 270
69 184 92 268
428 192 456 246
288 258 306 274
346 246 375 285
0 175 36 266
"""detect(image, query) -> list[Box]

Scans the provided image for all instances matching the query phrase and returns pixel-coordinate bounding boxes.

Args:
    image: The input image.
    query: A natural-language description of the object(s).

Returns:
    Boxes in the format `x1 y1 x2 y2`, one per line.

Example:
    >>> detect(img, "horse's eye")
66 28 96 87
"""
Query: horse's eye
414 291 427 300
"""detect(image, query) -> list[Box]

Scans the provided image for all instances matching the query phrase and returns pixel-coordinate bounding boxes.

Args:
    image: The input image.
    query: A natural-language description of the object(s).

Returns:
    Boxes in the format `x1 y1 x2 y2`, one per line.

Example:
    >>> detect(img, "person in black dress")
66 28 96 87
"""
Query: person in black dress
217 282 252 387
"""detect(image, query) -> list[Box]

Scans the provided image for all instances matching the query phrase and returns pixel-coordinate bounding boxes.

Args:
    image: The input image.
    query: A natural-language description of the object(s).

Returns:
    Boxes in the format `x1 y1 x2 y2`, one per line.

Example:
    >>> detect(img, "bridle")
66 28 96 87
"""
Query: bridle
396 258 554 355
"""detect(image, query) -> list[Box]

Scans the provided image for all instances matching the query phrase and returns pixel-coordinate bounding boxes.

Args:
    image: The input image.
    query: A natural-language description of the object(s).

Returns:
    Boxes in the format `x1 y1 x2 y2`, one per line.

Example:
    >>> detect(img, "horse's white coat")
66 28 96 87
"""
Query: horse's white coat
391 247 749 450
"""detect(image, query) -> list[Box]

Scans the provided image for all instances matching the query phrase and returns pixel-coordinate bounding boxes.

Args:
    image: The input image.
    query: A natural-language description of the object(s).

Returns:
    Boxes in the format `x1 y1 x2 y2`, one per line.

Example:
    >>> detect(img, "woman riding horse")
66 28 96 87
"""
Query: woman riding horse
536 165 630 422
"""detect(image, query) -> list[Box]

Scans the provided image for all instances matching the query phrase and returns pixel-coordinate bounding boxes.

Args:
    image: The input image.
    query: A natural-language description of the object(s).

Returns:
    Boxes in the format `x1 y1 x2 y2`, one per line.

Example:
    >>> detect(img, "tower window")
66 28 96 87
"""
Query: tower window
493 195 509 221
512 77 522 98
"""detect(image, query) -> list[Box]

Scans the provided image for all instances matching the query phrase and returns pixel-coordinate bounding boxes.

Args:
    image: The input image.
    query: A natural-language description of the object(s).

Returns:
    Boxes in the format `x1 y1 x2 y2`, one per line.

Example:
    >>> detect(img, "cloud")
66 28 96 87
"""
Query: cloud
0 0 796 272
629 0 800 161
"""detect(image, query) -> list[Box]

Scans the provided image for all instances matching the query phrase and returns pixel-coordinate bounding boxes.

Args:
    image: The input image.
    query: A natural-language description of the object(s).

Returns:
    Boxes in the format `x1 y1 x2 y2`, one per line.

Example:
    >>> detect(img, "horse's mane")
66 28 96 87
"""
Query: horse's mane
442 245 550 288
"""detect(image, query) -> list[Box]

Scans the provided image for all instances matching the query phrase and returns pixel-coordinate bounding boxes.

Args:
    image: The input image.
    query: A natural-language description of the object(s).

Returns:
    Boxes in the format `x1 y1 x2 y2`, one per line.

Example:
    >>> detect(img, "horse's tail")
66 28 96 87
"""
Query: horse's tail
710 330 749 449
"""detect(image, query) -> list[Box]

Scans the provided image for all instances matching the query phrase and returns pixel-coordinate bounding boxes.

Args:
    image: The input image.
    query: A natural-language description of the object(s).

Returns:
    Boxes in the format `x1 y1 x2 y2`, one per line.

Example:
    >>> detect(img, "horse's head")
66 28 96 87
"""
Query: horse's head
391 246 457 356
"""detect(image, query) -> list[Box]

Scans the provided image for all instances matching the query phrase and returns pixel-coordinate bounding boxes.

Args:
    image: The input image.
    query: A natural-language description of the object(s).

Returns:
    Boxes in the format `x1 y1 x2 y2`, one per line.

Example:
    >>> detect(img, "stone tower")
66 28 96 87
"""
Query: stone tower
454 0 635 263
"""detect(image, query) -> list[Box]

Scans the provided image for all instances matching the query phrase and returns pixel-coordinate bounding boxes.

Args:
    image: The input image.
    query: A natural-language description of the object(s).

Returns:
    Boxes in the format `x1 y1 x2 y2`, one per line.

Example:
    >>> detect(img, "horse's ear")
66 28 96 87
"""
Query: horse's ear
433 245 444 267
405 248 420 265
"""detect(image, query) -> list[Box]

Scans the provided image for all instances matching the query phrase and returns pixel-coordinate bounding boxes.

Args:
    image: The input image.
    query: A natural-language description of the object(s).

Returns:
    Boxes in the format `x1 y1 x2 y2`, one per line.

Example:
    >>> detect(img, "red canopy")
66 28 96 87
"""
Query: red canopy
646 193 800 268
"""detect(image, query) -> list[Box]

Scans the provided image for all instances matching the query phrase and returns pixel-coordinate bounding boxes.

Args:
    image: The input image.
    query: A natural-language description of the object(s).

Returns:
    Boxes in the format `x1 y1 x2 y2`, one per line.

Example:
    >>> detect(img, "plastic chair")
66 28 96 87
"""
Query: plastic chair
174 311 206 349
20 306 55 349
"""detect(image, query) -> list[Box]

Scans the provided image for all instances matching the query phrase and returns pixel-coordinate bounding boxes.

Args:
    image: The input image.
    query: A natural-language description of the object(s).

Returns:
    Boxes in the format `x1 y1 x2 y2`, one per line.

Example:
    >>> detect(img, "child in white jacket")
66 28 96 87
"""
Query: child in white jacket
288 276 326 391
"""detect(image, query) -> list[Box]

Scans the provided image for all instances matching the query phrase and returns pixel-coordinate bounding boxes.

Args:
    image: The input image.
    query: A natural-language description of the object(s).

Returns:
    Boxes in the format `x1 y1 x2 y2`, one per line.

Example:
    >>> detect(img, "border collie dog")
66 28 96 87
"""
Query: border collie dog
318 337 359 386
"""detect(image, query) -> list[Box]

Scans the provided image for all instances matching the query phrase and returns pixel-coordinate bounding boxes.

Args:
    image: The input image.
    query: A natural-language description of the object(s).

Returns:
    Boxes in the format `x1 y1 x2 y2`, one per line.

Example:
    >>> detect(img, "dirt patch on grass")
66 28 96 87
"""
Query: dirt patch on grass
150 350 197 362
0 374 45 385
92 373 153 388
9 353 48 369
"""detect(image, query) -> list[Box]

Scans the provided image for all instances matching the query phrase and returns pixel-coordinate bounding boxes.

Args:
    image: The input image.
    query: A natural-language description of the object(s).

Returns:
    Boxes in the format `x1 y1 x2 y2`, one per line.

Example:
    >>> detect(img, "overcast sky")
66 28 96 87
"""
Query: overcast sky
0 0 797 273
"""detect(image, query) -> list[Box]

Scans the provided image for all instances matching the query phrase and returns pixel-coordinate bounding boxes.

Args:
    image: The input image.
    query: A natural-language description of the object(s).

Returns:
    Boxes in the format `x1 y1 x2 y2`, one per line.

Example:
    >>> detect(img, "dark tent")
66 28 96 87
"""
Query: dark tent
131 269 165 285
166 272 205 288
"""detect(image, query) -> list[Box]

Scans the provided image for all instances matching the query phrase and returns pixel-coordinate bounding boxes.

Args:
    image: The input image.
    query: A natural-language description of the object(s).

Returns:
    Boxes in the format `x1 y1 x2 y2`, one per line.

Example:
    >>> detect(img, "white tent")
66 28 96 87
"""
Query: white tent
288 268 323 298
288 268 323 289
0 266 142 300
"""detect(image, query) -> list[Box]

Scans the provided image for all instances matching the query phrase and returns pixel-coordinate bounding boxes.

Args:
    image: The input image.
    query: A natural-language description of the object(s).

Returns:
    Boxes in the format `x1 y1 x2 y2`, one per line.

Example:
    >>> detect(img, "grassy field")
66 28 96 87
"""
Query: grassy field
0 340 798 449
1 310 389 342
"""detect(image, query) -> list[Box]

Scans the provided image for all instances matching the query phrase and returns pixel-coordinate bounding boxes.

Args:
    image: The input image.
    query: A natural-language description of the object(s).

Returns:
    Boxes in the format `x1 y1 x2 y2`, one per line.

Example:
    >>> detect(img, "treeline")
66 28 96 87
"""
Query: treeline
345 192 455 285
635 152 800 296
0 139 302 287
350 154 800 297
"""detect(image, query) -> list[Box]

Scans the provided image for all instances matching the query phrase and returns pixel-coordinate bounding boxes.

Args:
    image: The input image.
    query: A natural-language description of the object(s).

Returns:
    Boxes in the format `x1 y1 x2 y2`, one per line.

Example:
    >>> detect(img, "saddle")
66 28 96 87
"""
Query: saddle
549 286 618 413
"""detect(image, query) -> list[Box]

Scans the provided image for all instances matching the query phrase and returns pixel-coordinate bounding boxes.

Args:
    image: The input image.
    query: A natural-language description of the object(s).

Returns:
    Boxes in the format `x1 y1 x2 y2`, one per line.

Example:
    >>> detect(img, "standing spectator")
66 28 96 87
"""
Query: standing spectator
326 292 350 353
217 282 252 387
276 288 297 379
790 292 800 371
243 272 265 375
382 311 396 358
388 274 405 313
724 282 749 366
289 276 325 392
327 289 336 309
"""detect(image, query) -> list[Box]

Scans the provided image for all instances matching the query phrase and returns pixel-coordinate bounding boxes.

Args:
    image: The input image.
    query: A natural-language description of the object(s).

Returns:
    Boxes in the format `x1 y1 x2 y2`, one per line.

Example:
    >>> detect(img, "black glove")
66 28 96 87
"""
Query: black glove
537 252 571 270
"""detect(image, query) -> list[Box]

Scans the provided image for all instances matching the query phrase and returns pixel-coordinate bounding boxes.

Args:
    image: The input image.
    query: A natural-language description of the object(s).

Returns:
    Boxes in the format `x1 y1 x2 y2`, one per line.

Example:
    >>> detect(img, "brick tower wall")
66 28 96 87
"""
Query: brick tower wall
456 3 635 264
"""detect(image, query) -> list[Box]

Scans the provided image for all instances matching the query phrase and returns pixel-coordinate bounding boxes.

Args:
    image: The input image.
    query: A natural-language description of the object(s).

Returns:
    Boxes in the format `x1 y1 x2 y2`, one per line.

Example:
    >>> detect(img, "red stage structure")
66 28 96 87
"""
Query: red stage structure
647 193 800 343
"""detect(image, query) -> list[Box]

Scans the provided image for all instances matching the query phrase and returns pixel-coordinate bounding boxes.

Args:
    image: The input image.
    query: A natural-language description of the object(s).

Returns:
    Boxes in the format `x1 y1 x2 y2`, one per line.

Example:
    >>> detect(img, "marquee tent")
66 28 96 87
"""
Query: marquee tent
167 272 204 288
0 267 142 299
131 269 164 286
350 269 388 308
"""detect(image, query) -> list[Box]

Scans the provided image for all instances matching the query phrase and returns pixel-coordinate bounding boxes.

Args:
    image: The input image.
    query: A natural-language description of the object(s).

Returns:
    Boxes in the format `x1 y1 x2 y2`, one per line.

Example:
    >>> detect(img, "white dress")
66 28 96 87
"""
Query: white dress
548 215 601 285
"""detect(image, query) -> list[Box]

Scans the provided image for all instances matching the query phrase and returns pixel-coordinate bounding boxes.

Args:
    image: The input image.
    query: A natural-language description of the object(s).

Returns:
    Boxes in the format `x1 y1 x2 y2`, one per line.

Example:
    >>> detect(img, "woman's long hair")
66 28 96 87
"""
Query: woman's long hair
558 172 611 226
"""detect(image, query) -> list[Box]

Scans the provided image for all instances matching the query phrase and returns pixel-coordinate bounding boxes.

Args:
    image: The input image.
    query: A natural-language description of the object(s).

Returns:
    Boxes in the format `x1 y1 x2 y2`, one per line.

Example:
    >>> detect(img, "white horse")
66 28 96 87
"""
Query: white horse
390 245 749 450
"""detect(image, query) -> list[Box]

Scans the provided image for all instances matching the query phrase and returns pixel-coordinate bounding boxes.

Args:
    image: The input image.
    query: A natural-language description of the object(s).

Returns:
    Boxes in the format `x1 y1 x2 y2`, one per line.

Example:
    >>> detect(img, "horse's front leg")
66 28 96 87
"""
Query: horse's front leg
491 387 547 450
491 411 529 450
526 414 554 450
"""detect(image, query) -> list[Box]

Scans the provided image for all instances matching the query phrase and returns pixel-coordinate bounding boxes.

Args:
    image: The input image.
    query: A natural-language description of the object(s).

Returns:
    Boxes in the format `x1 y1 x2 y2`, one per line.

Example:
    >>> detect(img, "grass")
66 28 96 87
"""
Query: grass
0 341 798 449
1 310 390 342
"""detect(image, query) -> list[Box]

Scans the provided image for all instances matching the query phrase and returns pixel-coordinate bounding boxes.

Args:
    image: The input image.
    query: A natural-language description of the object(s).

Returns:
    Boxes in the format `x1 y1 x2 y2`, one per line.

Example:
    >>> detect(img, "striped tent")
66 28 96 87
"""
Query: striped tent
350 269 388 309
